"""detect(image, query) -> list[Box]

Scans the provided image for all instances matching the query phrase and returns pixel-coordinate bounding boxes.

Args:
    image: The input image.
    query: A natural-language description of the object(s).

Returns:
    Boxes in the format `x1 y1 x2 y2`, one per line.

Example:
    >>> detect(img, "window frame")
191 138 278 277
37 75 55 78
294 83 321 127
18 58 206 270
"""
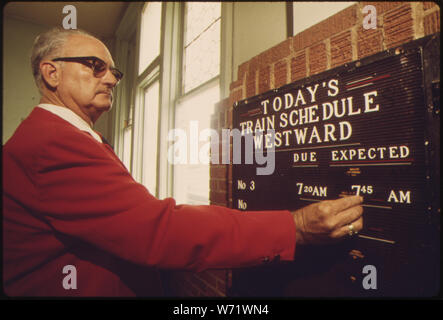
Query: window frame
113 2 234 200
111 3 141 172
132 64 161 195
170 2 222 204
180 2 222 96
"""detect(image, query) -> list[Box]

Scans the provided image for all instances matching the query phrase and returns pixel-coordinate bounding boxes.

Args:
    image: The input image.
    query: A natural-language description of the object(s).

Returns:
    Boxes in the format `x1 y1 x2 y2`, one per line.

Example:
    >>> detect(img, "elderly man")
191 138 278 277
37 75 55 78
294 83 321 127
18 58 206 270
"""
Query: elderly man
3 27 363 297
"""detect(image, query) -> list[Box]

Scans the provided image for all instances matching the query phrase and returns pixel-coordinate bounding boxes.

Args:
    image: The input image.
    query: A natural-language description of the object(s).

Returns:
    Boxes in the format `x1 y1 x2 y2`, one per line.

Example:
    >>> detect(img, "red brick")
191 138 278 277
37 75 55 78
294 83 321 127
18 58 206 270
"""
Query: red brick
253 38 292 71
326 4 358 35
357 27 383 59
226 107 233 129
186 277 204 296
423 2 439 11
169 271 201 296
249 56 260 73
210 190 227 205
309 42 327 75
227 164 232 180
210 164 227 179
309 24 323 45
195 271 217 288
216 278 226 292
229 88 243 109
293 25 323 51
229 79 243 91
212 269 227 280
168 271 228 297
209 179 222 191
362 1 404 15
293 4 357 52
258 66 270 94
292 33 305 52
193 273 225 296
237 61 249 81
383 4 414 49
219 180 228 193
291 50 306 81
424 10 441 35
209 188 226 202
262 38 291 66
330 30 352 68
297 28 316 49
274 60 288 88
246 71 256 97
197 270 227 294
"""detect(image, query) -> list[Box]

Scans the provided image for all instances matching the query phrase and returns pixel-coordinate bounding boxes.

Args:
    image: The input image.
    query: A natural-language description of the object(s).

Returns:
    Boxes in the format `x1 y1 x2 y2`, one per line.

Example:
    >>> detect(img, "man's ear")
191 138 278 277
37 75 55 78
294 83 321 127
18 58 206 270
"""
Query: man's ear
40 61 61 89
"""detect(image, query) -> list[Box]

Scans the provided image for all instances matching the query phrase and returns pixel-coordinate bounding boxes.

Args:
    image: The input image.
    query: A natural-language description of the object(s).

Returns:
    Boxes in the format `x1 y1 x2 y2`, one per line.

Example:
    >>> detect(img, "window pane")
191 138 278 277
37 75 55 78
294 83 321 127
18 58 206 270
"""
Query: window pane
183 21 220 93
139 2 162 74
183 2 221 93
184 2 221 46
142 81 160 195
122 126 132 171
122 103 134 172
173 81 219 205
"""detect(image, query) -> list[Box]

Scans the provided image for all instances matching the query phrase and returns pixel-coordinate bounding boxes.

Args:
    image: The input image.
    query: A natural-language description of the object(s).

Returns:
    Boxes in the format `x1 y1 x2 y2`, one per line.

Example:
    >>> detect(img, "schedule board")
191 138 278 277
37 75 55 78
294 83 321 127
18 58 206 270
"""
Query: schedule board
231 35 440 297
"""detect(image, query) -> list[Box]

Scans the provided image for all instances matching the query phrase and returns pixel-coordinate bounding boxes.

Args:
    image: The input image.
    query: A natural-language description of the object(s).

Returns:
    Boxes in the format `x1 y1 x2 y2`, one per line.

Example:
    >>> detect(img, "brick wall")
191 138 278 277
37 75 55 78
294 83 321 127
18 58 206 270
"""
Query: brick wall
170 1 440 297
165 269 231 297
232 1 439 97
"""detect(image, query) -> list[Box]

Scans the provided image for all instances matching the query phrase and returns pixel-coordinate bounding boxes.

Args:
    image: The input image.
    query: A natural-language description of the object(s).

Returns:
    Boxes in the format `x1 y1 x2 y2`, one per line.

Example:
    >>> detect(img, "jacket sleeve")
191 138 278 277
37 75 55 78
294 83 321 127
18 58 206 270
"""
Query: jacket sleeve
30 128 296 272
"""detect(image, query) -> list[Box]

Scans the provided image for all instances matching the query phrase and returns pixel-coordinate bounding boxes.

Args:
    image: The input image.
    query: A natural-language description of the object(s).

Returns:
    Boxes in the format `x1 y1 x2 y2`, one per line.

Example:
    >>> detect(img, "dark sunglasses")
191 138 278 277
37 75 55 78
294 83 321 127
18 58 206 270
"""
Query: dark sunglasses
52 56 123 82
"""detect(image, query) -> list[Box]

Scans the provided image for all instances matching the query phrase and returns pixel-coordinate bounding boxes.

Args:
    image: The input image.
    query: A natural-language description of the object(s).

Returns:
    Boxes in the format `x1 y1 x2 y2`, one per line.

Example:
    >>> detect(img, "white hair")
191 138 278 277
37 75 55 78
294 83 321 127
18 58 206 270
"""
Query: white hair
30 27 96 92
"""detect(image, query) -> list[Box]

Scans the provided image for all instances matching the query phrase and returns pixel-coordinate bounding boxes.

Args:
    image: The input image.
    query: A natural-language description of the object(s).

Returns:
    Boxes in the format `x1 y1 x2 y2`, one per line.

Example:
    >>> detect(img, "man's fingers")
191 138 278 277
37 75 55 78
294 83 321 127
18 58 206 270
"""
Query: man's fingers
333 204 364 228
297 196 364 244
330 216 363 239
329 195 363 214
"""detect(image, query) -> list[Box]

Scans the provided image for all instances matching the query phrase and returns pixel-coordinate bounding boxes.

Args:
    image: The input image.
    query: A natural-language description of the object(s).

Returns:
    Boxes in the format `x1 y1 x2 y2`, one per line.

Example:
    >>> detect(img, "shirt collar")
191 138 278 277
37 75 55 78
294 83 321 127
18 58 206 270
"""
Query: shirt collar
37 104 103 143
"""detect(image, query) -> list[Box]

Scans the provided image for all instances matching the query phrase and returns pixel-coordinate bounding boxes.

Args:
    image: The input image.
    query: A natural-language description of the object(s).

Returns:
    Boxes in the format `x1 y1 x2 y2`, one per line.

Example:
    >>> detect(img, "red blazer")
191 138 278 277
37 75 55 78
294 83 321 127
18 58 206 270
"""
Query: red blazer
2 107 296 297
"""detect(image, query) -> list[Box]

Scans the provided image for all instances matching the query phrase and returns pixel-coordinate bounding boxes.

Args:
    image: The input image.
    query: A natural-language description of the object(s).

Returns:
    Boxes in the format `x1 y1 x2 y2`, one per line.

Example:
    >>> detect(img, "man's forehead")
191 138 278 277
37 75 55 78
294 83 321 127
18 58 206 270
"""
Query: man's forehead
63 34 114 64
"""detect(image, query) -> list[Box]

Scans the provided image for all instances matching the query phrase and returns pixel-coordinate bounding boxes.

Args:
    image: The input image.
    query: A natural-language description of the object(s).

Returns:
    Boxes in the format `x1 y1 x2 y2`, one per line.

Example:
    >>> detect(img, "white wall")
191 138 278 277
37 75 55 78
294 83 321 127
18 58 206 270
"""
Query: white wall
2 17 48 144
228 2 357 83
293 2 356 35
232 2 287 81
2 17 113 145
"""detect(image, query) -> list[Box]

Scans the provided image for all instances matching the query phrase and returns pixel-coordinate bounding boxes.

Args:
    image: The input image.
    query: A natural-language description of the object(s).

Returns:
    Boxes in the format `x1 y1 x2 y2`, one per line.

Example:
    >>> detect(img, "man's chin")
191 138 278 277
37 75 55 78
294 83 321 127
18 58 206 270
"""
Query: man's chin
100 103 112 111
94 98 113 110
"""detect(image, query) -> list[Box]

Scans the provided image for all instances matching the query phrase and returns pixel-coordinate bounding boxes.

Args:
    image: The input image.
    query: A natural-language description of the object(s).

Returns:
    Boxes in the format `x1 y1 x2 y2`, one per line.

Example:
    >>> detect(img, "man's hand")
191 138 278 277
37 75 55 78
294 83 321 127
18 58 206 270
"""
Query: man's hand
292 195 364 245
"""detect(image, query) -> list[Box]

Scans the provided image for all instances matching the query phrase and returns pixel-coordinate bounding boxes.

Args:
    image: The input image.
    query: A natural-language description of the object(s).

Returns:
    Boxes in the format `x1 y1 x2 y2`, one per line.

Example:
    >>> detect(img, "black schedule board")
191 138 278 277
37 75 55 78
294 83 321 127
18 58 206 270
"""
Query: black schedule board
231 35 440 297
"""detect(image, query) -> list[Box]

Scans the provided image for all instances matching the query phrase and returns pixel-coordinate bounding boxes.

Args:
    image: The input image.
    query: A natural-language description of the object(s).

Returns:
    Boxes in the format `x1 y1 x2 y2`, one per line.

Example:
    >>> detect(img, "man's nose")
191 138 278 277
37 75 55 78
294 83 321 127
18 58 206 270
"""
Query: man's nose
103 68 119 87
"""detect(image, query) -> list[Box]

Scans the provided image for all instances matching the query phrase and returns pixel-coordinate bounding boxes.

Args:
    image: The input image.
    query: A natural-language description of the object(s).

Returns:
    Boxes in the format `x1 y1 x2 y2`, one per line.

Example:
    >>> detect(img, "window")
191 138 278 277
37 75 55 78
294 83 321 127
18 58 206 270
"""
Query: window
113 32 137 173
182 2 221 93
173 81 219 205
131 2 163 196
173 2 221 205
138 2 162 74
122 111 133 170
118 2 225 202
141 80 160 194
